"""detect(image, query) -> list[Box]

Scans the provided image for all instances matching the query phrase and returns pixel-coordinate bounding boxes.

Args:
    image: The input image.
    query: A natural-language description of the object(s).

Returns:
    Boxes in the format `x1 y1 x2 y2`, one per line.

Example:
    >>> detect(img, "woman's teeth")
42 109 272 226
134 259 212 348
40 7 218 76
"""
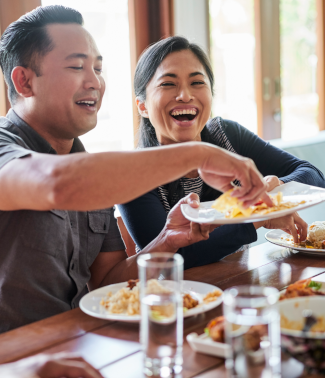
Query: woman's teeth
171 109 197 116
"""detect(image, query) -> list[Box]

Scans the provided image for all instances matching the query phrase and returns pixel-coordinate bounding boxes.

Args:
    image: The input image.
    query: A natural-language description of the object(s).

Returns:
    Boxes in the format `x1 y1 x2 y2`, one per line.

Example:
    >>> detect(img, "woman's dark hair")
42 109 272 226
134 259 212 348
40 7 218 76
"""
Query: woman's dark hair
134 36 219 207
0 5 83 105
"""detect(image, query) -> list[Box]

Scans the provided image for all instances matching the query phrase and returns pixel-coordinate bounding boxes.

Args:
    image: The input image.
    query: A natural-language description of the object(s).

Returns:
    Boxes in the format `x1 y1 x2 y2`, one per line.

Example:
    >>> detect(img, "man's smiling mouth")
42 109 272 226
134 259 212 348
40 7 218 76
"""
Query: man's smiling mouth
76 100 97 107
170 108 198 122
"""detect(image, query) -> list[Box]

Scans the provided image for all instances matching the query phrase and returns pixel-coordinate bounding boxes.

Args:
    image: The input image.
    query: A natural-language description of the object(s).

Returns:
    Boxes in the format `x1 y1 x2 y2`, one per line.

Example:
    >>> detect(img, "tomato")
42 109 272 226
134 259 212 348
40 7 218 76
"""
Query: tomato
254 200 264 206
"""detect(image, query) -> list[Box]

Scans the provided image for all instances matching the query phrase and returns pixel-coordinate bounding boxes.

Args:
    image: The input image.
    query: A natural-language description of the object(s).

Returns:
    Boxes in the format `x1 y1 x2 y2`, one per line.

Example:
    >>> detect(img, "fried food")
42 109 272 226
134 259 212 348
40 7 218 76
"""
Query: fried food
206 316 225 342
127 279 139 290
243 324 268 351
280 279 325 300
183 293 199 309
205 316 267 351
203 290 222 303
212 189 305 219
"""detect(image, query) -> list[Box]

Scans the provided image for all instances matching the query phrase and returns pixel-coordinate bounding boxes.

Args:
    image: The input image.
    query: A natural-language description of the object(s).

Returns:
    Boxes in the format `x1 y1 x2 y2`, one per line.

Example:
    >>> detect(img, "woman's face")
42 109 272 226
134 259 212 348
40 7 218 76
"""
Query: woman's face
139 50 213 145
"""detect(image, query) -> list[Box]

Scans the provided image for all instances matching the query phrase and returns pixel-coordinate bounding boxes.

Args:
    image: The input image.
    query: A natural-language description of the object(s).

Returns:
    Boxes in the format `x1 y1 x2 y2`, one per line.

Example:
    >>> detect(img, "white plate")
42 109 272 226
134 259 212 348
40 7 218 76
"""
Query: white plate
265 229 325 255
186 332 230 358
181 182 325 225
279 296 325 338
80 280 223 323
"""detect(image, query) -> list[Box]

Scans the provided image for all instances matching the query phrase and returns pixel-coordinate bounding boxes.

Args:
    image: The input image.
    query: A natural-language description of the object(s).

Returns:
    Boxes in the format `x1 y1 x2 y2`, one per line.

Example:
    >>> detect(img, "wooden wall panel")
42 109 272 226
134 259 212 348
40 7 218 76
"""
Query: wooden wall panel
317 0 325 131
0 0 42 115
254 0 281 140
128 0 174 144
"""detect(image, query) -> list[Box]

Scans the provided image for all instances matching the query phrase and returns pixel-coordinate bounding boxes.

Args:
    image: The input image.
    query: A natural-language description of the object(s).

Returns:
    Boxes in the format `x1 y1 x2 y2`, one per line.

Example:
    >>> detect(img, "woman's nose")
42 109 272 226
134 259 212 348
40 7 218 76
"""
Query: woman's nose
176 86 193 102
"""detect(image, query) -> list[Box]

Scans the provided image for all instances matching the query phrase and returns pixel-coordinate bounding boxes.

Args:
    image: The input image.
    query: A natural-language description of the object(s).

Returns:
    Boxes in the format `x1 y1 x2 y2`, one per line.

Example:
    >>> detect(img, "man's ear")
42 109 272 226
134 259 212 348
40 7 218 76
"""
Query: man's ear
136 97 149 118
11 66 34 98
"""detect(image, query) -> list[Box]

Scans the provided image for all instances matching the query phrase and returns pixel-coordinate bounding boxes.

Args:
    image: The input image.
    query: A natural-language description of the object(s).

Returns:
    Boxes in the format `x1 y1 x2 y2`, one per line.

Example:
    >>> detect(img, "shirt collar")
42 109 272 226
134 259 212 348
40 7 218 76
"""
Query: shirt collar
6 109 86 154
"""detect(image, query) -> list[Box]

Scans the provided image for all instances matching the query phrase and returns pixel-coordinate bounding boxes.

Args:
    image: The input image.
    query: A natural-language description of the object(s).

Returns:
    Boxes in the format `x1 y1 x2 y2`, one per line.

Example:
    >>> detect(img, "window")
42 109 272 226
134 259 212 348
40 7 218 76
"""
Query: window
42 0 134 152
280 0 318 140
209 0 320 141
210 0 257 134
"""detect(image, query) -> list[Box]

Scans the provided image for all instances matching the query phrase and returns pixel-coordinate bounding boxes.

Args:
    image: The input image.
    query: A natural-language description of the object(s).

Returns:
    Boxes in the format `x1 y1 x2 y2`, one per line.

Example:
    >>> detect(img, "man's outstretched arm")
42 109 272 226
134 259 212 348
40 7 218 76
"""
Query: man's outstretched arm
0 141 270 211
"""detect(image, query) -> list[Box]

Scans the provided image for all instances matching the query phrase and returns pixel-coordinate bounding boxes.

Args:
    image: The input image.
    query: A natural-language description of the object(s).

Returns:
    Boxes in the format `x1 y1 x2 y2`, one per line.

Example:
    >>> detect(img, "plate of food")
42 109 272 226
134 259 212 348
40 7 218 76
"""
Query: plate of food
187 279 325 359
278 288 325 373
187 315 267 360
80 279 223 322
265 221 325 255
181 182 325 225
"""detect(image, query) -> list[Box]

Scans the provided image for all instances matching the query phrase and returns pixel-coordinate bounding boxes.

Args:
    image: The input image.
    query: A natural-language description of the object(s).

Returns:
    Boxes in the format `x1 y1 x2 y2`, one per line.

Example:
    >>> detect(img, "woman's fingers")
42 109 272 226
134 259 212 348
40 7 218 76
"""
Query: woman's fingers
199 223 210 239
264 175 283 192
186 193 200 208
285 222 299 243
264 212 307 244
293 212 308 241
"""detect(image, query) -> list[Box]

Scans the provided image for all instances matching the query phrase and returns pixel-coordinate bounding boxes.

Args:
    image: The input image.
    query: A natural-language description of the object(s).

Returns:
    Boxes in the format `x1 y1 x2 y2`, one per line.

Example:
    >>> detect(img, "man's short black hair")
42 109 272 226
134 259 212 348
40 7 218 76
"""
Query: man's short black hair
0 5 83 105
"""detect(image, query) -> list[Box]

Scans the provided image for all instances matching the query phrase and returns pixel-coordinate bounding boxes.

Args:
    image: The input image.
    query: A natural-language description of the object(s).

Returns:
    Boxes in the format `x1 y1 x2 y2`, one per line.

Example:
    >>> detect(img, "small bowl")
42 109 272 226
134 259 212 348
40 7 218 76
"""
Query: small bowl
279 296 325 374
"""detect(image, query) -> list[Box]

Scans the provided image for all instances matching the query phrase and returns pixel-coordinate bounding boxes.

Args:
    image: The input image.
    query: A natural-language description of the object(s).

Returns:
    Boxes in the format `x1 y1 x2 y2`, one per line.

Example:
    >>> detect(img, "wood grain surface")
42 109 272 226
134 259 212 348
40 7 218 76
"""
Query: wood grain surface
0 242 324 377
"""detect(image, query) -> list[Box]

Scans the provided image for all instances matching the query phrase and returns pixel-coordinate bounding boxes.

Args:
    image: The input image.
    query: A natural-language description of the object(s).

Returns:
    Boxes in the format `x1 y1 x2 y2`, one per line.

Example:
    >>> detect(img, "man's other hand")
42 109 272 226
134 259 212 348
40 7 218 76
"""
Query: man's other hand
0 353 104 378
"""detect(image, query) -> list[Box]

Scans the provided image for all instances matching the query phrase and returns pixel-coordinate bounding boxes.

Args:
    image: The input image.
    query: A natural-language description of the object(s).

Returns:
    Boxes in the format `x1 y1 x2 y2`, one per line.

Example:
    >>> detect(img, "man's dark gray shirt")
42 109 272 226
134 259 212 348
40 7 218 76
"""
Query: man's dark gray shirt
0 109 125 333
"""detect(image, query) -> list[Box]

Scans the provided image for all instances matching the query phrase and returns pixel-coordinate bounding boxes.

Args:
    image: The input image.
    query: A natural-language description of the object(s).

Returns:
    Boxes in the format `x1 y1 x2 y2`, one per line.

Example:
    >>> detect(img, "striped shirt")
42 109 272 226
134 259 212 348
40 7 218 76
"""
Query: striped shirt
157 117 237 213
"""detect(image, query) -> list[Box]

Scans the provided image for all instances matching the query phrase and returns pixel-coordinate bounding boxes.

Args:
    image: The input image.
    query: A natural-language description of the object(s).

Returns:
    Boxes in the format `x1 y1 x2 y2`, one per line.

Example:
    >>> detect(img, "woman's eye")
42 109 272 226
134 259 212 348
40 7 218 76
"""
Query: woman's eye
192 81 205 85
69 66 83 70
160 82 175 87
95 68 103 74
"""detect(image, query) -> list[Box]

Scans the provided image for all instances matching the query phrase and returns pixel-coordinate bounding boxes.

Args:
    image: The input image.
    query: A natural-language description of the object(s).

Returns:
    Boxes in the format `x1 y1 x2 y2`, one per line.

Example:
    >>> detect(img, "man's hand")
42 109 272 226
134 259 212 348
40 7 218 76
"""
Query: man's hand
198 144 273 208
160 193 218 252
0 353 104 378
254 212 308 243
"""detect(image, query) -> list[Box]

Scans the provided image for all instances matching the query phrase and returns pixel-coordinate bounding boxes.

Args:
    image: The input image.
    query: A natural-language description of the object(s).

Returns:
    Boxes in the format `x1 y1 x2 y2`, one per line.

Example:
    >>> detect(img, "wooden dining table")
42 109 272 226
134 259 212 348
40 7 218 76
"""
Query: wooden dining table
1 242 325 377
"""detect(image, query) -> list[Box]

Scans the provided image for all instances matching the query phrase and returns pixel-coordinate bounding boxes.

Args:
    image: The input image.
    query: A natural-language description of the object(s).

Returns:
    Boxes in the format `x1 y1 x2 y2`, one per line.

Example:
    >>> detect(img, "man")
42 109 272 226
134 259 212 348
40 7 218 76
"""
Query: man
0 5 270 333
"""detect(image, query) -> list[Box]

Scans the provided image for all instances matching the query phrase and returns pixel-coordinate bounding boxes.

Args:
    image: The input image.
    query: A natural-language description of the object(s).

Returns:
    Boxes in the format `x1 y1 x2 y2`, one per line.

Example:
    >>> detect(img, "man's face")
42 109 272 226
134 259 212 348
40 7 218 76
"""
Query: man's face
30 23 105 139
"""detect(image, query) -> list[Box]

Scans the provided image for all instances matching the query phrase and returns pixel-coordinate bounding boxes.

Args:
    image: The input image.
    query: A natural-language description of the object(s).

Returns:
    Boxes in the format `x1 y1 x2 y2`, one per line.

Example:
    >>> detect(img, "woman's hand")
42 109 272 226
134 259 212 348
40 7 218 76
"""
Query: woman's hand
161 193 218 252
254 212 308 243
264 175 284 192
0 353 104 378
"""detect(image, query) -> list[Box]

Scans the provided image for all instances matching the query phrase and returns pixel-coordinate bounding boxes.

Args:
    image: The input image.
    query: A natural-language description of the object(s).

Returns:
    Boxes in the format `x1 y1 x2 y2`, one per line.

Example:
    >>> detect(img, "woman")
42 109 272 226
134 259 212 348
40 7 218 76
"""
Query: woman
118 36 325 269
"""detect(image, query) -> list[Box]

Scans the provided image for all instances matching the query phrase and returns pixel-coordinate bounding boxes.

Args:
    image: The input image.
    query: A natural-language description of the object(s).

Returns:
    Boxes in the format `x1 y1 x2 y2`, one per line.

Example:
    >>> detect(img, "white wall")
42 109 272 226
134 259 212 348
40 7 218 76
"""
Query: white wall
173 0 210 56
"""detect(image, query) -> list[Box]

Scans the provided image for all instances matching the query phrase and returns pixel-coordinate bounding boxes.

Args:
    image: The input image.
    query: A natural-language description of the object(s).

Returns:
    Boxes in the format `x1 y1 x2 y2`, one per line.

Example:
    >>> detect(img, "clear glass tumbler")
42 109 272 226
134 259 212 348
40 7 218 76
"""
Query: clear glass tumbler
137 253 184 377
223 286 281 378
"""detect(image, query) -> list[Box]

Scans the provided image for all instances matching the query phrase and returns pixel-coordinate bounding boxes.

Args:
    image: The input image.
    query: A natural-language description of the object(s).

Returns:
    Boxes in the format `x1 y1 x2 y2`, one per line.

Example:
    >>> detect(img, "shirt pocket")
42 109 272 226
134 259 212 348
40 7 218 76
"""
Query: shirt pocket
20 209 68 258
87 209 110 266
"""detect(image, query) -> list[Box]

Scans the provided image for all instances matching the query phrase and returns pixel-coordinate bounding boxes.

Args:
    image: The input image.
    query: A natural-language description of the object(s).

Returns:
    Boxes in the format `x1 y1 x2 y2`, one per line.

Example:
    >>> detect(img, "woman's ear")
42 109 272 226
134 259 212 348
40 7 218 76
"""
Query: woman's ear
11 66 34 99
136 97 149 118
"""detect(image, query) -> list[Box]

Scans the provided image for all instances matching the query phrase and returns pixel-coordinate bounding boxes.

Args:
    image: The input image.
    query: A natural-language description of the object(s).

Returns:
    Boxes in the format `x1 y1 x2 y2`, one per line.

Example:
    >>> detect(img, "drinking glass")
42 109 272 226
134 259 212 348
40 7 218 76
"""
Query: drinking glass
223 286 281 378
137 253 184 377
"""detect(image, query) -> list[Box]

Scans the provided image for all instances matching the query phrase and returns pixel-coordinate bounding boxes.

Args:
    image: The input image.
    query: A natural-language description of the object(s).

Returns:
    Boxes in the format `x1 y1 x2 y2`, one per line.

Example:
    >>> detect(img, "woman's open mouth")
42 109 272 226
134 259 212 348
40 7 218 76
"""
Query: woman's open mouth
170 108 198 123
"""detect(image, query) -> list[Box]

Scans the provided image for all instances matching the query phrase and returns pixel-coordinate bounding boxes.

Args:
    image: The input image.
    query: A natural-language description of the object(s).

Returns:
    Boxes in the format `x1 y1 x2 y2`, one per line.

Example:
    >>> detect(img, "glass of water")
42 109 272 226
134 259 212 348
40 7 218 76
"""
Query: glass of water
137 253 184 377
223 286 281 378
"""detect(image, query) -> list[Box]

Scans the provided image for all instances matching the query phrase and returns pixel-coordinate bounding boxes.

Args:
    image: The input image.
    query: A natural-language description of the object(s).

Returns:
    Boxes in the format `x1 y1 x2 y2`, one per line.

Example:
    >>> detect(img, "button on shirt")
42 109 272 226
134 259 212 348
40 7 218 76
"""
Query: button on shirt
0 110 125 333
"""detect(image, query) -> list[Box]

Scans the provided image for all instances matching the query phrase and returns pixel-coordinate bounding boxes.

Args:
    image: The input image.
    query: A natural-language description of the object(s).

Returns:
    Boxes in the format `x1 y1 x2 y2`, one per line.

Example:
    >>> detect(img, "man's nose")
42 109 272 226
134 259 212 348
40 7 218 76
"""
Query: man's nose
176 86 193 102
84 69 101 90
